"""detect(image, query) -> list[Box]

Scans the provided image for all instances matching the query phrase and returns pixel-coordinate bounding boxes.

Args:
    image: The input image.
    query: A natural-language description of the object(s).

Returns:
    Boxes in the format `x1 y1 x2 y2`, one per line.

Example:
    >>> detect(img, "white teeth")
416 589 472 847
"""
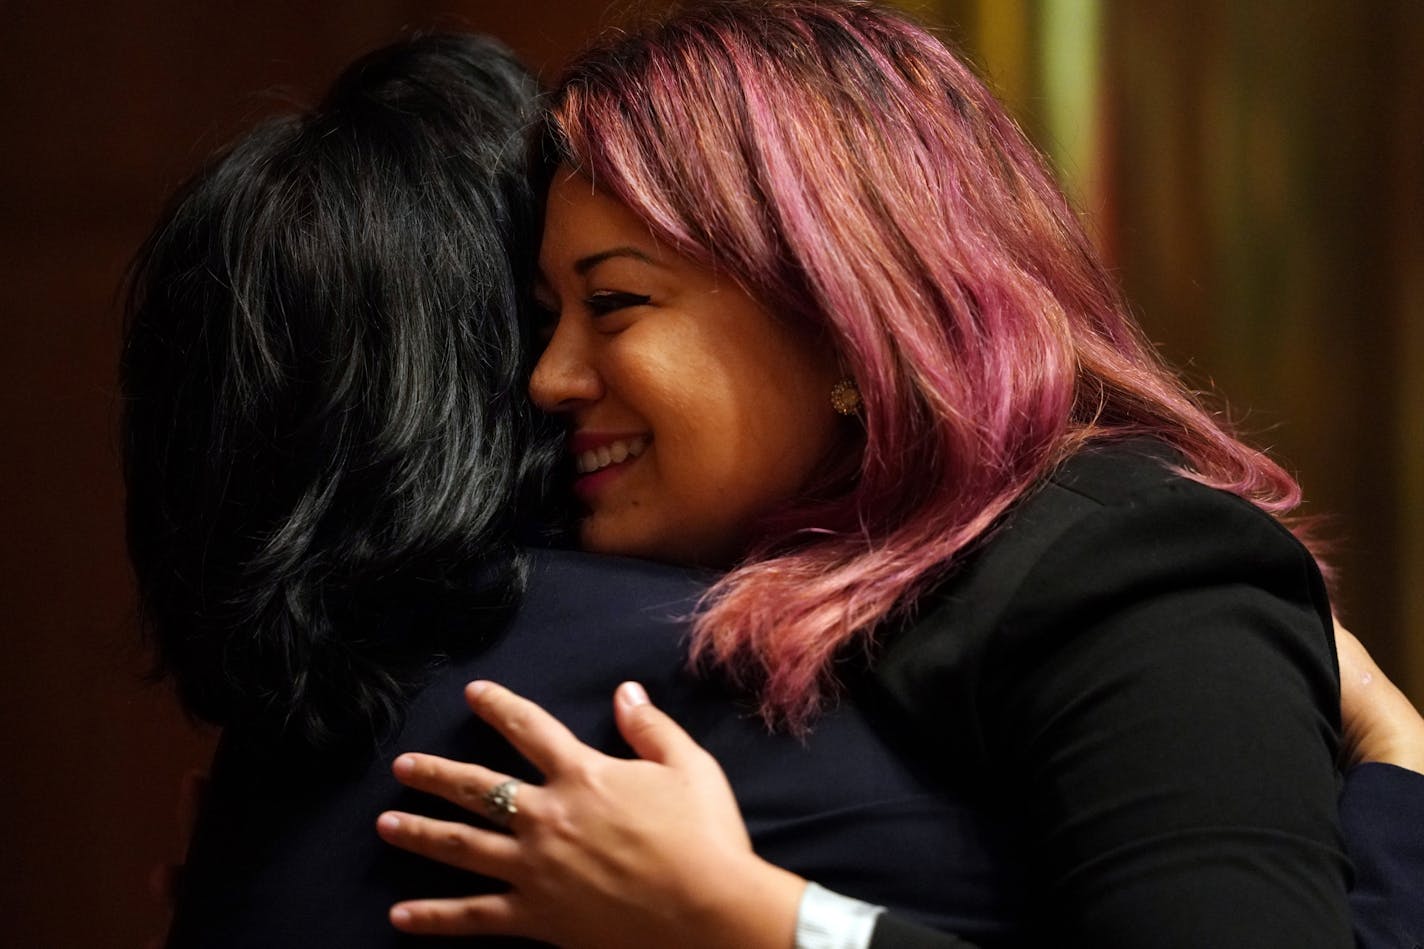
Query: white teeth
576 436 648 475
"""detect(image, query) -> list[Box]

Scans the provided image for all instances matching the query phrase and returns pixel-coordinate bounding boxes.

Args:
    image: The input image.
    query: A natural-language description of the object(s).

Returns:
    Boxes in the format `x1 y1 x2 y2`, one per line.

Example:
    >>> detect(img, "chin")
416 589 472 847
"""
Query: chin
579 518 653 560
578 518 710 567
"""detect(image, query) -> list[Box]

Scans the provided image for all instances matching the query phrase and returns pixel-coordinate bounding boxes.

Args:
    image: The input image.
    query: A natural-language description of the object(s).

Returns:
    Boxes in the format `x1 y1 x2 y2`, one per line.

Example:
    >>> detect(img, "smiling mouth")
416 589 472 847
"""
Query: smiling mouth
575 435 650 475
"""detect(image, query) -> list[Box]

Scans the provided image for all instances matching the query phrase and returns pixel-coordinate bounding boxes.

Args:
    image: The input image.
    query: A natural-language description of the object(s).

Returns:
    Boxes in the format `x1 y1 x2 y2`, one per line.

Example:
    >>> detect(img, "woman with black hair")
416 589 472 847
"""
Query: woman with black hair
123 31 557 759
124 33 574 944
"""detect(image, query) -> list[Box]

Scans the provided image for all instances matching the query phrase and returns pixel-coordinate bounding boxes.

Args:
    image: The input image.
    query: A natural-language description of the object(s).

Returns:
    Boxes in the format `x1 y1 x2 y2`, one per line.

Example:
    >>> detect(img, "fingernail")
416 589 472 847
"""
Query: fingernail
392 754 416 777
390 906 411 926
618 681 649 708
467 680 491 698
377 813 401 833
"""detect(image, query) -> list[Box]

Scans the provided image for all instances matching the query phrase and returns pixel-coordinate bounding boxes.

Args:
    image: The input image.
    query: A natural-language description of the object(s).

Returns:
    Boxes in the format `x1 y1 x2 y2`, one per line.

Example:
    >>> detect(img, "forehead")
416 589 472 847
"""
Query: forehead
540 169 669 270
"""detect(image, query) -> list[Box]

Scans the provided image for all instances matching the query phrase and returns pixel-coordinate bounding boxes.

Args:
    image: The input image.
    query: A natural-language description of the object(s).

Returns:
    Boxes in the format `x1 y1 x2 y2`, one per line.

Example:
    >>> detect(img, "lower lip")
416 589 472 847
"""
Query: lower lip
572 452 643 502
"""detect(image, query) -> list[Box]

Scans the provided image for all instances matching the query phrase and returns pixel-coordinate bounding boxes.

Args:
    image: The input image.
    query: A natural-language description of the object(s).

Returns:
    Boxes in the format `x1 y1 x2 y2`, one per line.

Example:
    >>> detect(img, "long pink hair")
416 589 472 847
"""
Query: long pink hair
544 0 1314 729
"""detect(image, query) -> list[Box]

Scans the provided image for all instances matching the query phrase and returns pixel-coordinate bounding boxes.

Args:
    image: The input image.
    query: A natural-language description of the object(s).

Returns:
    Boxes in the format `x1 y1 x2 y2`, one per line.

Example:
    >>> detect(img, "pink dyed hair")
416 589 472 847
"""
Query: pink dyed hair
544 0 1315 729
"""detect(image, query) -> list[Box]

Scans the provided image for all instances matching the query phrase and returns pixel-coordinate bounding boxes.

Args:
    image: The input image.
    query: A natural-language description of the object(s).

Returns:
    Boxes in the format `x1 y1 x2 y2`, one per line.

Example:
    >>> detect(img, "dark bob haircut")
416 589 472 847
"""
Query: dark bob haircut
121 33 557 756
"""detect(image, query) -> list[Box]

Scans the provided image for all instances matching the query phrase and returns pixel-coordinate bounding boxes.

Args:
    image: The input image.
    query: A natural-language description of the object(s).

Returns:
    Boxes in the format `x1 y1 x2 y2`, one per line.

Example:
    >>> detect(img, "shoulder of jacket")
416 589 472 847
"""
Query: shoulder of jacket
869 439 1296 718
1041 437 1187 504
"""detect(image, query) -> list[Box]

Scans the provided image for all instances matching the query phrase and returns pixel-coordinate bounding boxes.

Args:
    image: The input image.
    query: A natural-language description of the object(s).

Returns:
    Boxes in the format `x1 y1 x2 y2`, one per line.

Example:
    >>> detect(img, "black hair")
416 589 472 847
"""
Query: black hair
121 33 559 758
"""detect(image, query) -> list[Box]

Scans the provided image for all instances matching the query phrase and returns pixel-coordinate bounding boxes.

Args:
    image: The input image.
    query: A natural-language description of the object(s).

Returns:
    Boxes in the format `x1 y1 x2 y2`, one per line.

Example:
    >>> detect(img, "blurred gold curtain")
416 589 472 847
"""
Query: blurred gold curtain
904 0 1424 699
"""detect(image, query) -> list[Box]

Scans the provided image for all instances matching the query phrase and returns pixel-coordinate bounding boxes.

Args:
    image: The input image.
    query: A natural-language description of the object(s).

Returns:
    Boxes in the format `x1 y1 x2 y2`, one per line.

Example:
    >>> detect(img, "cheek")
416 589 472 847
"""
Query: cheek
594 317 841 562
744 385 841 492
604 338 706 439
732 332 842 471
671 358 837 516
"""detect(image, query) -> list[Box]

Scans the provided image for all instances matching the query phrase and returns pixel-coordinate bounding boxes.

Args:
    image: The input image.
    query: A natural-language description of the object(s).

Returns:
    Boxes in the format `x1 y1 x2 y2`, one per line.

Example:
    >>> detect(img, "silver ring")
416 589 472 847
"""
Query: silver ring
482 778 521 828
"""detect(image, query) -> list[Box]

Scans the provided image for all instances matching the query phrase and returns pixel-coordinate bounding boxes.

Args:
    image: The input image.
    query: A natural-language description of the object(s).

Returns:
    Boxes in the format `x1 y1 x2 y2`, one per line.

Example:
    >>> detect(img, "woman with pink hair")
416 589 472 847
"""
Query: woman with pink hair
371 2 1424 946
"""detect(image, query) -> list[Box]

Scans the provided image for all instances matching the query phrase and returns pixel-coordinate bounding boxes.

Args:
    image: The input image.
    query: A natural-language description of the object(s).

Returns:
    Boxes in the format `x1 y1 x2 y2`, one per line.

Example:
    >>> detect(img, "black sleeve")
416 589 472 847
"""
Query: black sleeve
1341 762 1424 948
975 482 1351 947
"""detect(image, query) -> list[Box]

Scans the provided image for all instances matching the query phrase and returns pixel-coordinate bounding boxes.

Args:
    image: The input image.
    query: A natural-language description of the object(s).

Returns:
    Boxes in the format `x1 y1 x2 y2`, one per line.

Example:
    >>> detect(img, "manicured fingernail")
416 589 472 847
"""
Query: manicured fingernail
392 754 416 777
377 812 401 833
618 681 649 707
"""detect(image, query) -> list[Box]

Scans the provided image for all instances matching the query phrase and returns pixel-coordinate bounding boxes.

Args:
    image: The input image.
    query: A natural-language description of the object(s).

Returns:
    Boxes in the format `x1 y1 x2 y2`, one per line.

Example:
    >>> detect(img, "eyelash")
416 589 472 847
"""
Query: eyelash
585 291 651 316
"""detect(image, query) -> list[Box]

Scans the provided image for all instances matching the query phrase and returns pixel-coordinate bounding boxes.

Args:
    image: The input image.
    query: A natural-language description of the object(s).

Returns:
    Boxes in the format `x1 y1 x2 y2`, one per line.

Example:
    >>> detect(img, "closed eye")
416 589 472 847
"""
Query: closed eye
585 291 651 316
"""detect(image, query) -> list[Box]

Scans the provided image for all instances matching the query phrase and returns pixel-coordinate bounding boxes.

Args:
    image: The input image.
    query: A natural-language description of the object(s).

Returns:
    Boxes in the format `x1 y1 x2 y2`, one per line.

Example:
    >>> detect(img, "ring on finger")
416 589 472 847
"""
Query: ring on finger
482 778 521 829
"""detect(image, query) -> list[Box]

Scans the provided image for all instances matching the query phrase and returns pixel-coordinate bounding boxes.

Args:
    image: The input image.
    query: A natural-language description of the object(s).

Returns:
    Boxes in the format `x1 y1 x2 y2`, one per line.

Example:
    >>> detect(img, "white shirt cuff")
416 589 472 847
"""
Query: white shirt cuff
794 881 886 949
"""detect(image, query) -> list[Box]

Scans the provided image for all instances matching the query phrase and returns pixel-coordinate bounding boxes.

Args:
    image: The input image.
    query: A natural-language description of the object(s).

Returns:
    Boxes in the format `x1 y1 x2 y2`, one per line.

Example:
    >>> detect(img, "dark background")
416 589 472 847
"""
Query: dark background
2 2 1419 945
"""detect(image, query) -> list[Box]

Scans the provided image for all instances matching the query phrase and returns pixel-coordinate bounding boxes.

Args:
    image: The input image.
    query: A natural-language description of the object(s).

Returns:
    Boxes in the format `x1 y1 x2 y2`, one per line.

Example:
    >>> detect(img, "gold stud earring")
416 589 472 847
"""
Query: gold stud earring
830 378 862 416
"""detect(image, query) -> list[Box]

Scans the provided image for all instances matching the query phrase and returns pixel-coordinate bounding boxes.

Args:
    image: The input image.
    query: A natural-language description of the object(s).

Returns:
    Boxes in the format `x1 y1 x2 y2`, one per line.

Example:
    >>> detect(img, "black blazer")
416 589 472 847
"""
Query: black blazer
867 440 1417 948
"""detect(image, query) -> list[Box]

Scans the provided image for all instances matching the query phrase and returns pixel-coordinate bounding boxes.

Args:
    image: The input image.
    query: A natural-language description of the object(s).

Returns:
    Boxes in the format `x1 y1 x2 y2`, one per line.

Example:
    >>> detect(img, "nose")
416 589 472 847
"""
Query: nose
529 317 602 413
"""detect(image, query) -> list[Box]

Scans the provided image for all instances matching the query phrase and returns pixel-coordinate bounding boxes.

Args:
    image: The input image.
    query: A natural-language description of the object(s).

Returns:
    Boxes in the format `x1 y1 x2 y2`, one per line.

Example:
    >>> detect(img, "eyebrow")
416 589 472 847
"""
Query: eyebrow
574 246 663 275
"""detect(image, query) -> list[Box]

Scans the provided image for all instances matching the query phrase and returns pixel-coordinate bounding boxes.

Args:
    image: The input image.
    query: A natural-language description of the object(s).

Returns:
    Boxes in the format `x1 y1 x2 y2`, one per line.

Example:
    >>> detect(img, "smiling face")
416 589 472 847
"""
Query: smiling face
530 169 843 566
